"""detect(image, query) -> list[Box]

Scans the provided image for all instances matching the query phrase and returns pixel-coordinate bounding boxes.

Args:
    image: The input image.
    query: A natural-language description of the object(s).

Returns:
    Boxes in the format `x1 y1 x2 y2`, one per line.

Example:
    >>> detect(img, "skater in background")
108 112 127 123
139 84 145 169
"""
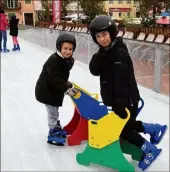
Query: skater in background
89 15 167 171
9 15 20 51
0 9 10 52
35 33 78 146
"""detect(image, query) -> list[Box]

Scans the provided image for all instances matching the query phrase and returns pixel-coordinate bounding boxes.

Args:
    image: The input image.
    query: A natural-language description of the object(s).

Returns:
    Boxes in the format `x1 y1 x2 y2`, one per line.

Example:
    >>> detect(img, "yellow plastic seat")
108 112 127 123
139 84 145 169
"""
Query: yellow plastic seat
88 109 130 149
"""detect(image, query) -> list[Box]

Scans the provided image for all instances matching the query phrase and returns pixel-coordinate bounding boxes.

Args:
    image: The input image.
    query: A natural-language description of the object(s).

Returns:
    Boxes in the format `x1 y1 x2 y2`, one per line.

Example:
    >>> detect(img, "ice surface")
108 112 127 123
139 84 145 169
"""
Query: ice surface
1 38 169 171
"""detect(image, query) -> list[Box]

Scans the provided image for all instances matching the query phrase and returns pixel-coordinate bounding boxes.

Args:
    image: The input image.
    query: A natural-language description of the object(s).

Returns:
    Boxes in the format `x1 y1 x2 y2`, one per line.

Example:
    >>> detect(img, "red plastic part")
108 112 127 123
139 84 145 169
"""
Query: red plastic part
63 107 88 146
63 108 80 135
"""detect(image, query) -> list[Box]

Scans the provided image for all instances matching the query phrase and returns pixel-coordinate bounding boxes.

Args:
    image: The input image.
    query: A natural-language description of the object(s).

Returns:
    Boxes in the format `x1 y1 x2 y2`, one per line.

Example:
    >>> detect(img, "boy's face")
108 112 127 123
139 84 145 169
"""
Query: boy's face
61 42 73 58
96 31 112 47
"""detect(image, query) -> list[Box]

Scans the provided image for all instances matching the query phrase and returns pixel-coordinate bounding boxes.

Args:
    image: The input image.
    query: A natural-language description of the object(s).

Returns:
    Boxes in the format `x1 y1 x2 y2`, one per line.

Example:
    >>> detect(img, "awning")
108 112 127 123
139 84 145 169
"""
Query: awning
156 17 170 24
109 8 131 12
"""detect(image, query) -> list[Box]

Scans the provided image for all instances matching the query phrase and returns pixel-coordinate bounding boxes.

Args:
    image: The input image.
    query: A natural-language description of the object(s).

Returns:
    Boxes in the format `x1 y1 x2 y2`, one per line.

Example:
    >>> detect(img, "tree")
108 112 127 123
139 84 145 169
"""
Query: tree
135 0 170 27
78 0 106 24
37 0 52 22
61 0 74 18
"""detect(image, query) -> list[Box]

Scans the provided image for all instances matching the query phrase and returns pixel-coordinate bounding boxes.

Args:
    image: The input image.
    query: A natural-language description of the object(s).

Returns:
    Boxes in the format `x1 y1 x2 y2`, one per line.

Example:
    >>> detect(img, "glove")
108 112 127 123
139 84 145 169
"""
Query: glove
65 87 79 97
113 106 128 119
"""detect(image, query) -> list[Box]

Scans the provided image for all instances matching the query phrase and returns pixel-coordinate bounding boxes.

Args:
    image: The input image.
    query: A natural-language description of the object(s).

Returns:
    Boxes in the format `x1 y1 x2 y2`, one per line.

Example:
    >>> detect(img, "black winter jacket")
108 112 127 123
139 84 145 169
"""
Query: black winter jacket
89 37 140 112
35 52 74 106
9 18 19 36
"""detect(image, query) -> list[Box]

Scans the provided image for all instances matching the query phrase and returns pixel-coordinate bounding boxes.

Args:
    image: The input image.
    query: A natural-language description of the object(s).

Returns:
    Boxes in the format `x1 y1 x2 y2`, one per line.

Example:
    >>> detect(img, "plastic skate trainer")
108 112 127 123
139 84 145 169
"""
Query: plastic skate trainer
63 83 99 146
63 83 144 171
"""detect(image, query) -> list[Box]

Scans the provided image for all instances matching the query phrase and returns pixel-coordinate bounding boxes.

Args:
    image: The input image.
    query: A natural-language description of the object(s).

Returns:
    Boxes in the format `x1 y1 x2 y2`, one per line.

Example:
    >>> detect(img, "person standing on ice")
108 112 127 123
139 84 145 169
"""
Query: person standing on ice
0 9 10 52
35 33 79 146
88 15 167 171
9 15 20 51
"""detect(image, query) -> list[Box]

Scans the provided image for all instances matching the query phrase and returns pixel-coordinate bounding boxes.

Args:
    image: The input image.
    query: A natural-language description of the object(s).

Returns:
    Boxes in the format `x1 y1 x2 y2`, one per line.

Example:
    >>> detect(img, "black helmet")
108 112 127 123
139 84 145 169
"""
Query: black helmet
56 33 76 52
89 15 118 44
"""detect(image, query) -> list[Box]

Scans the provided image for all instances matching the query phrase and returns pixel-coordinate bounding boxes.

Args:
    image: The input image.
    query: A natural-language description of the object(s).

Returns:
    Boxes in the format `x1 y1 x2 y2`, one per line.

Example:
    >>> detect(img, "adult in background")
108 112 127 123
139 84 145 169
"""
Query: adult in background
0 9 10 52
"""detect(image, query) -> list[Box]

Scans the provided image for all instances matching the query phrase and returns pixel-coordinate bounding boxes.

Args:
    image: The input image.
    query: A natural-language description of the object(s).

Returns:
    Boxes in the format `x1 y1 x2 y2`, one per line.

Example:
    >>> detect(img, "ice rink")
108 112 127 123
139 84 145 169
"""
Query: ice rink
1 37 169 171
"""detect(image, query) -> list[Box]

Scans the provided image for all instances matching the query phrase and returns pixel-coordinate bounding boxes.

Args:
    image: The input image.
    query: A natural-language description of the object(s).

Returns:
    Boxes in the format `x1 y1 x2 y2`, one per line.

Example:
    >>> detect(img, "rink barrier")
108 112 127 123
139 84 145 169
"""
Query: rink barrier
18 26 169 96
64 83 143 172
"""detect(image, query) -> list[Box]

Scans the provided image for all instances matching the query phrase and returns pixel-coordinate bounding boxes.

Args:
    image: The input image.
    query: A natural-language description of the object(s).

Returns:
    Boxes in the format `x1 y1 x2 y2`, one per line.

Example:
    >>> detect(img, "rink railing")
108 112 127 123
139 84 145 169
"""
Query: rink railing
18 26 169 96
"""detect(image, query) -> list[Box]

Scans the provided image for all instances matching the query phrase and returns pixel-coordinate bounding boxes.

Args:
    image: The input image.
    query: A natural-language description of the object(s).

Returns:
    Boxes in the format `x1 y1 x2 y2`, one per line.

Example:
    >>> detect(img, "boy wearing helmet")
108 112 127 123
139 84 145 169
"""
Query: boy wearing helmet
89 15 167 171
35 33 78 146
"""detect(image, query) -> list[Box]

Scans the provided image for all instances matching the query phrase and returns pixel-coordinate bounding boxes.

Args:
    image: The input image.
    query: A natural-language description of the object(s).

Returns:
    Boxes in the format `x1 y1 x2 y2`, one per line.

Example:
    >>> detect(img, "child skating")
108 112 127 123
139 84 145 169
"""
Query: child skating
35 33 78 146
9 15 20 51
89 15 167 171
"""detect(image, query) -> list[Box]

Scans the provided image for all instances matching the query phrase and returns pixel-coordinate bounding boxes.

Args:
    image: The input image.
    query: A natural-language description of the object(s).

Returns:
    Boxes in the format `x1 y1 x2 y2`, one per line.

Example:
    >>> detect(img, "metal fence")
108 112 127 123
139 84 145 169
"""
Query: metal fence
18 26 169 96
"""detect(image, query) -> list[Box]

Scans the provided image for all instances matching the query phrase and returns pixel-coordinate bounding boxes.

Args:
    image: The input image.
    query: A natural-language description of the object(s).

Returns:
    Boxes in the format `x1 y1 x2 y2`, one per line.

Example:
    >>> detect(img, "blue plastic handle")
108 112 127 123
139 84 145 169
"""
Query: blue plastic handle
137 98 144 115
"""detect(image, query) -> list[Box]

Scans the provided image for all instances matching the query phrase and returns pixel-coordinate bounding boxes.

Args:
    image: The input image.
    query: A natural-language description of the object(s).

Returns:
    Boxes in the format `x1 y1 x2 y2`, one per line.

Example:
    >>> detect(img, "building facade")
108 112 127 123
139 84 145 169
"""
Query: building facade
67 1 83 15
104 0 136 20
0 0 138 24
1 0 36 25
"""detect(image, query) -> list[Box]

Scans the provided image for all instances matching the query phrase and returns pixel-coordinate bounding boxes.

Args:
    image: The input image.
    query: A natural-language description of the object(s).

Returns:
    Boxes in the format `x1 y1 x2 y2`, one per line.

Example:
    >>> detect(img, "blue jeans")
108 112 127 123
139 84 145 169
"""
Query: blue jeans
0 30 7 50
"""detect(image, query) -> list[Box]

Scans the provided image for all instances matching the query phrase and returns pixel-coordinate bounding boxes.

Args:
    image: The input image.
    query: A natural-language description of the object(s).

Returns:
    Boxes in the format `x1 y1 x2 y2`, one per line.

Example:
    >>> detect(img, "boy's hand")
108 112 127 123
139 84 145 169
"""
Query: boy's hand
114 107 128 119
65 87 79 97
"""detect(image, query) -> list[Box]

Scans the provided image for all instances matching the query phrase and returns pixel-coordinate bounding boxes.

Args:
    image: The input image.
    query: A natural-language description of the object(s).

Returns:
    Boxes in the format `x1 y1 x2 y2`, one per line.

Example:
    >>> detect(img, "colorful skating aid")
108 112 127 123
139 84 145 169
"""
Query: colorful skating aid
63 107 88 146
71 90 108 120
88 109 130 149
76 141 135 172
64 83 146 171
63 84 99 146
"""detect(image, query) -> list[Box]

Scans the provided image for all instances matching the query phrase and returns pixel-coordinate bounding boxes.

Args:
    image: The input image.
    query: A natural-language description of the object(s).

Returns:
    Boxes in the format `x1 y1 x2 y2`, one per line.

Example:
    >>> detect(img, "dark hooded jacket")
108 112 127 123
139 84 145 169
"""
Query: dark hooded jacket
89 37 140 112
9 15 19 36
35 52 74 106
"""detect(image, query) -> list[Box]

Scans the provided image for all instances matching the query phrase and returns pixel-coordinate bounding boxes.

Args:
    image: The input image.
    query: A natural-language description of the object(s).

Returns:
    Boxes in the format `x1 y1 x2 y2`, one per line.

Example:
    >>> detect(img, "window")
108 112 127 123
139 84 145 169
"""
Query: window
127 0 131 4
109 0 114 4
119 12 122 17
25 0 31 4
6 0 18 8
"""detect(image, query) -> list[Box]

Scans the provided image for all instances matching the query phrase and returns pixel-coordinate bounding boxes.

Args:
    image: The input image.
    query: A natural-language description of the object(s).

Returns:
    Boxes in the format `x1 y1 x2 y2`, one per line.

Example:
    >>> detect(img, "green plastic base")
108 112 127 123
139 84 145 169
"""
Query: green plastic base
121 139 143 161
76 140 135 172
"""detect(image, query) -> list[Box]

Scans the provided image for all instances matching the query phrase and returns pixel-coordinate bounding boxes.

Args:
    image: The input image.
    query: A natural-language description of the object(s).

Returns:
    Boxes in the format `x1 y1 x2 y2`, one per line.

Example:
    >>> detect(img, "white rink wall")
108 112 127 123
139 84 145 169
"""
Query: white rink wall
18 26 170 96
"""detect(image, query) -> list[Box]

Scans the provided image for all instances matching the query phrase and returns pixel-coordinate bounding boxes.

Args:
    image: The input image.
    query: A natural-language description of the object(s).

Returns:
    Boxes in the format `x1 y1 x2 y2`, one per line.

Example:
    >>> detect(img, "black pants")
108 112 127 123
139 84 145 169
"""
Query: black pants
113 106 145 148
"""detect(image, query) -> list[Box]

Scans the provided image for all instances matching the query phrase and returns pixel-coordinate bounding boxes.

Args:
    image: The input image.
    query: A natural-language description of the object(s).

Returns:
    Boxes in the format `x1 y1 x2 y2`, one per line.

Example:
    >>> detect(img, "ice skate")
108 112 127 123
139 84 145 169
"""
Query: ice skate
47 127 66 146
143 123 167 145
139 139 162 171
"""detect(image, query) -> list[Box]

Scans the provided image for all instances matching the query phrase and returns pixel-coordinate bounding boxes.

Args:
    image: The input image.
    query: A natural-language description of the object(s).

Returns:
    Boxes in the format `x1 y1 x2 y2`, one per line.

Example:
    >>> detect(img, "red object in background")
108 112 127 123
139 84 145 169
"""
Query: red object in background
63 107 88 146
52 1 56 23
52 0 61 23
156 17 170 25
109 8 131 12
